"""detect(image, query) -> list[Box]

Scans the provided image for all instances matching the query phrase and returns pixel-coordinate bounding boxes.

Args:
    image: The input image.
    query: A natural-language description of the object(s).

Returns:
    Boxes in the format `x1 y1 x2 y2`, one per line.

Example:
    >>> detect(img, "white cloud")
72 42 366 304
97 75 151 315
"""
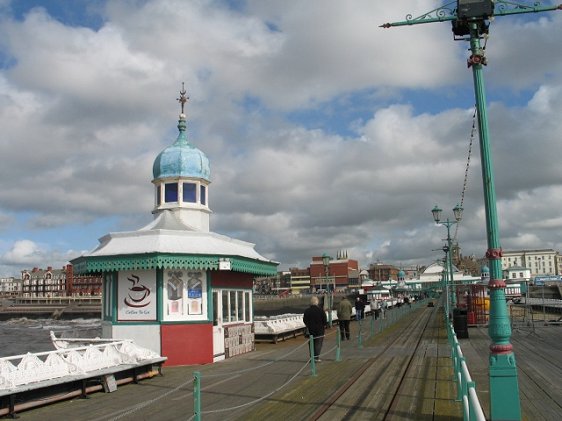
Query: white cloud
2 240 43 265
0 0 561 276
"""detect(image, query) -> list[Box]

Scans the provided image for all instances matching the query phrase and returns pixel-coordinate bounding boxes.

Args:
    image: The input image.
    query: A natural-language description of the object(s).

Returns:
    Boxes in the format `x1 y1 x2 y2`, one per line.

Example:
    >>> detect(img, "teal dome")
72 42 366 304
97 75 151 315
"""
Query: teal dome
398 270 405 278
153 114 210 181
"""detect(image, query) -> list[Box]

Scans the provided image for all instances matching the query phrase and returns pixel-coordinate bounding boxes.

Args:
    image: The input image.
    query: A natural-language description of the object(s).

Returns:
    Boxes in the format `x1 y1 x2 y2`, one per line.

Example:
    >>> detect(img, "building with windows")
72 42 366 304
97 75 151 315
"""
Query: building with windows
286 267 311 294
501 249 559 277
71 92 277 366
19 266 102 298
367 263 399 283
502 265 531 282
21 267 66 298
0 277 21 296
65 265 102 296
309 252 359 291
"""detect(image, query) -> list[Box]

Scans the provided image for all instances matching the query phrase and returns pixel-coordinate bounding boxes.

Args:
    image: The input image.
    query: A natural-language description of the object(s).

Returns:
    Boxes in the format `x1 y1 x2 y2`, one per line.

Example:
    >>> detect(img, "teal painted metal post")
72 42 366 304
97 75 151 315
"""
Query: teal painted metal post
327 292 333 328
336 326 341 362
357 321 363 349
469 23 521 420
193 371 201 421
309 334 317 376
446 222 457 309
468 380 477 421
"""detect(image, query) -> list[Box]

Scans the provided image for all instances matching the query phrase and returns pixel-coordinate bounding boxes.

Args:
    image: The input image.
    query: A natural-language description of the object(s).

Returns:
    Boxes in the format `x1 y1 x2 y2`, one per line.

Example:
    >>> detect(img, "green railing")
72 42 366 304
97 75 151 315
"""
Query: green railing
445 311 486 421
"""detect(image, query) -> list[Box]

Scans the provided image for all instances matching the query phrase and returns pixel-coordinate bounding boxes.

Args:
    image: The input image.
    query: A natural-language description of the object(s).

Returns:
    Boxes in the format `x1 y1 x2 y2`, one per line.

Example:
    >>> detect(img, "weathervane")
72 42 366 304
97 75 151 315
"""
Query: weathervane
177 82 189 114
381 2 561 420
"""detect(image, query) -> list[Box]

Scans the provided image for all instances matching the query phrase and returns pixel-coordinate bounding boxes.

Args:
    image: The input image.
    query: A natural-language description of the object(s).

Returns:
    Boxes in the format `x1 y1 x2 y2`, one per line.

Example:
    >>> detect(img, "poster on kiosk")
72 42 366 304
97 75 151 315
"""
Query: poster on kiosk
118 270 157 321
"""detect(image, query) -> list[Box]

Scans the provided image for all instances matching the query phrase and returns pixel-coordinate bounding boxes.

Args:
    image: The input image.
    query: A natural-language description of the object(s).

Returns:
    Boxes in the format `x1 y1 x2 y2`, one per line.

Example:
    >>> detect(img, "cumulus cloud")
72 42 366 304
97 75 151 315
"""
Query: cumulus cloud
0 0 561 276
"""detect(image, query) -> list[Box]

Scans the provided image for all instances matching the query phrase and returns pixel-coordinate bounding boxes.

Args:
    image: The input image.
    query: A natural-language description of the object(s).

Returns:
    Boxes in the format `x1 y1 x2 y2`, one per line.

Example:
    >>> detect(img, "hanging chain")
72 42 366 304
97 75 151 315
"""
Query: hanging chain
454 106 477 242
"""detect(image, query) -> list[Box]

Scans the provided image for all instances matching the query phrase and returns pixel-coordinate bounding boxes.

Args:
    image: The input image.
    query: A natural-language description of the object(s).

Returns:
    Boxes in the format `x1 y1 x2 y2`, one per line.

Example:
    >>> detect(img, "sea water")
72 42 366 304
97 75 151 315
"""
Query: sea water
0 317 102 358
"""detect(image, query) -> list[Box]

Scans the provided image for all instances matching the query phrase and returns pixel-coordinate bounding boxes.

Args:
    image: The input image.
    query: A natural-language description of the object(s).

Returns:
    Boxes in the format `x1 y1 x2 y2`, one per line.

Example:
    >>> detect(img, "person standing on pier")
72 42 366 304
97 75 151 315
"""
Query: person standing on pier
337 296 352 340
303 296 327 362
355 297 365 321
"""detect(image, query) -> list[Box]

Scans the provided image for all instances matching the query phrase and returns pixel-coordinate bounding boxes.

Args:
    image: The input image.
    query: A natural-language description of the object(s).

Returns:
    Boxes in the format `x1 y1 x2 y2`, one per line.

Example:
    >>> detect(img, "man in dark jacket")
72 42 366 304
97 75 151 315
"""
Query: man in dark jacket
355 297 365 321
303 296 327 362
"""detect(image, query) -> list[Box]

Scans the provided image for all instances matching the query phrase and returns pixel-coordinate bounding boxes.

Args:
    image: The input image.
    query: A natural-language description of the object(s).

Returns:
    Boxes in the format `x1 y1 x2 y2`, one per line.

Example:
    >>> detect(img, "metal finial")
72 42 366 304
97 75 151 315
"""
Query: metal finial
177 82 189 114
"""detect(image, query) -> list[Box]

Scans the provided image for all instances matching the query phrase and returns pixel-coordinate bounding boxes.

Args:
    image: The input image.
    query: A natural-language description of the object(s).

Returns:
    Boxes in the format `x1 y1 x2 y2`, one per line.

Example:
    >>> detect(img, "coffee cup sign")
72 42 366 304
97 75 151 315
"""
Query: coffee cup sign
124 274 151 308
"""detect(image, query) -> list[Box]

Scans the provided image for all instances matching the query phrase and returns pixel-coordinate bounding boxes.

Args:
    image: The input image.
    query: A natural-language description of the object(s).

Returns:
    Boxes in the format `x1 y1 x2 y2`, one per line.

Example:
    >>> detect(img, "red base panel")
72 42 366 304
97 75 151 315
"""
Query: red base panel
161 323 214 365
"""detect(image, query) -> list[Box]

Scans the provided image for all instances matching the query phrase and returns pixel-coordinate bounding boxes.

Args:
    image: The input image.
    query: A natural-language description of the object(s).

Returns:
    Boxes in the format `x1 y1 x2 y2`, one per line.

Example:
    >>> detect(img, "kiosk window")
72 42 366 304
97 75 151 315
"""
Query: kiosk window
237 291 243 320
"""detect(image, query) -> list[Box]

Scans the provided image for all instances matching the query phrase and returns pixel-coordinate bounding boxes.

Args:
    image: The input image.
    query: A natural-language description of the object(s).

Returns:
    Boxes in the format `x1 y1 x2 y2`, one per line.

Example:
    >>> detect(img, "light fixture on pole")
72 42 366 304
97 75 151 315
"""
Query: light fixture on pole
321 253 333 327
382 2 562 418
431 204 463 314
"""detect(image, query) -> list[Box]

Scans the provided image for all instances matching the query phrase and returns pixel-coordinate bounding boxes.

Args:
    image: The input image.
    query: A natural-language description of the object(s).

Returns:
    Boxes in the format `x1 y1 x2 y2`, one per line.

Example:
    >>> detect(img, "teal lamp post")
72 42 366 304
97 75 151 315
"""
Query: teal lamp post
322 253 333 327
382 2 562 419
432 204 463 316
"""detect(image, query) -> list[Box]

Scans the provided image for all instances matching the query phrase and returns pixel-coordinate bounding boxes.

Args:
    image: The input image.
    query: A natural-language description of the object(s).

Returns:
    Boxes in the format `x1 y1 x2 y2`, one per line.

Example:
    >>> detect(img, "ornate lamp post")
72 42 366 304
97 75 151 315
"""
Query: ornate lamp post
382 2 562 419
432 204 463 316
322 253 333 327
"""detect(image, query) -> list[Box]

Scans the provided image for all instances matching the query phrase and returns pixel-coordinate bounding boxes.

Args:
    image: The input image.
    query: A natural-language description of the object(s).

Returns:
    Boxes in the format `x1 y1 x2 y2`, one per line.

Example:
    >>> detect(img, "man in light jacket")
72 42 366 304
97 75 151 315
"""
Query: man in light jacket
337 296 353 340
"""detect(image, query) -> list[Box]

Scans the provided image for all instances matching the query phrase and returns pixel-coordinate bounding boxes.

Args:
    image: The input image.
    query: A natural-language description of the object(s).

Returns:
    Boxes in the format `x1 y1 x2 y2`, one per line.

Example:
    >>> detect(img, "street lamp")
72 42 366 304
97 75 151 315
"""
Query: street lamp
382 3 562 418
432 204 463 315
322 253 333 327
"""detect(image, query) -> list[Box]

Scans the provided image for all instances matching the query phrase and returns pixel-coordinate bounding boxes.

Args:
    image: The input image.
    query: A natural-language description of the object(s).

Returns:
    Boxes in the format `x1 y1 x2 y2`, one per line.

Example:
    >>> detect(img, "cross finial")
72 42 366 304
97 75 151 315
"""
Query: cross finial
177 82 189 114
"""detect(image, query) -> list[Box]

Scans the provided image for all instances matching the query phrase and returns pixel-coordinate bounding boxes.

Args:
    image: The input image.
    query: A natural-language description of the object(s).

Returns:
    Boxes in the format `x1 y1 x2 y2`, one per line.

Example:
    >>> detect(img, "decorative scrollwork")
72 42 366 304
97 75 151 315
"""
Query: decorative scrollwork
495 0 546 13
404 1 456 23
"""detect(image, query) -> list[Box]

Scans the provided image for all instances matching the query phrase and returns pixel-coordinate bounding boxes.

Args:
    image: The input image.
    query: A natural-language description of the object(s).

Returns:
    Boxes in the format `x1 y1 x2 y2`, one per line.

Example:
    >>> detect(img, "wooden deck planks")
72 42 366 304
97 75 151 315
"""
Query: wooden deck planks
461 325 562 421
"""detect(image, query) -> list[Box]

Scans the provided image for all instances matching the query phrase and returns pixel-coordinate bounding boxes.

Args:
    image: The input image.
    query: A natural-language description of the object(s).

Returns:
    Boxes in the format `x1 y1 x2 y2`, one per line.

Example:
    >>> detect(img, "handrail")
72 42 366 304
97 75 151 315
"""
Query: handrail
446 311 486 421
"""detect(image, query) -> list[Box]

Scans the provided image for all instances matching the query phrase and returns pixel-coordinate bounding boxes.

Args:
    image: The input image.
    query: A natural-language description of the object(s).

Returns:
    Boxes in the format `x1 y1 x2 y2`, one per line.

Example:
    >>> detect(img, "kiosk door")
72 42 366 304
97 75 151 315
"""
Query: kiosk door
212 290 225 362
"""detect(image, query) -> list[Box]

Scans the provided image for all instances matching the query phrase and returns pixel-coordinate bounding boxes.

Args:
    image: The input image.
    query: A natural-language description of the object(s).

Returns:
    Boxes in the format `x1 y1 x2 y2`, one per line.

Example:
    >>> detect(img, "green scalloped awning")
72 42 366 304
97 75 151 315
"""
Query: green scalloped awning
71 253 278 276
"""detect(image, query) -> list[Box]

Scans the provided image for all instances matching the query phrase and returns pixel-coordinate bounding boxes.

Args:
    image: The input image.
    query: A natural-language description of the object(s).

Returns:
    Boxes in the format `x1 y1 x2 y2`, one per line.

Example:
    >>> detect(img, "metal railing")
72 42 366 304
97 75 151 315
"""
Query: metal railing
446 313 486 421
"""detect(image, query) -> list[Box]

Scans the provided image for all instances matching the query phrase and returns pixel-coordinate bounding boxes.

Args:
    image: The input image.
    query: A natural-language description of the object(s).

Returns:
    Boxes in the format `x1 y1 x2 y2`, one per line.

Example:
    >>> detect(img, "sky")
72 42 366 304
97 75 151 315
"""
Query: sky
0 0 561 277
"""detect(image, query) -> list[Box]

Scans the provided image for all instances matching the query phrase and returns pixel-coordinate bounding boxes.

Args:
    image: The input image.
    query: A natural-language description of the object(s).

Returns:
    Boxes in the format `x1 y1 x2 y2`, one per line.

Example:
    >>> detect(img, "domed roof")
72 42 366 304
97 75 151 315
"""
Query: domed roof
152 114 210 181
398 270 405 277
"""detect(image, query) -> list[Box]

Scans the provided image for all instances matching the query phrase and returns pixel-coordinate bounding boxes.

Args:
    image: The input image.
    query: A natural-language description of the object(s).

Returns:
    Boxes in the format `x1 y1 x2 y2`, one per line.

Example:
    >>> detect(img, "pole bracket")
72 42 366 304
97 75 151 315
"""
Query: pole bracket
488 278 506 289
485 248 502 259
490 343 513 354
468 53 487 67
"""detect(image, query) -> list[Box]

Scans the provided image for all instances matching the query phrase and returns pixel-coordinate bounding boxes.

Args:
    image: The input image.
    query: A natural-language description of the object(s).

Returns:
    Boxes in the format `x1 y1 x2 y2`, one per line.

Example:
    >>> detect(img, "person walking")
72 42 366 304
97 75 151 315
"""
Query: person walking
355 296 365 321
303 296 328 362
337 296 353 340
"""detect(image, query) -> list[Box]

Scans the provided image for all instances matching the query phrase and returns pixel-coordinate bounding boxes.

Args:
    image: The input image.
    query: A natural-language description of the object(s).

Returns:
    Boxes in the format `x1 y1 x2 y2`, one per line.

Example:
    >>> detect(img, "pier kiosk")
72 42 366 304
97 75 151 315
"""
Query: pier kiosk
71 90 277 365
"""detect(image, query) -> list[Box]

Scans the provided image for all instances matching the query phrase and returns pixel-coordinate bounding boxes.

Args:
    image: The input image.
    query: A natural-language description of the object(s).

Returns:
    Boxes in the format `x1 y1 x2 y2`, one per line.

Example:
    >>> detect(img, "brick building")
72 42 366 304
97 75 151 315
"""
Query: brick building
20 265 102 297
367 263 399 283
309 253 359 291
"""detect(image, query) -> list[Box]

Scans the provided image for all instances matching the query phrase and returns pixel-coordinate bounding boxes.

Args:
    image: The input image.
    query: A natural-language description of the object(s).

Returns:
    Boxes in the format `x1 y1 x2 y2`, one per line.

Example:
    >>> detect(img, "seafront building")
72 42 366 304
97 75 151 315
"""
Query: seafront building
0 277 21 297
309 252 359 292
501 249 559 276
71 90 277 365
19 266 102 298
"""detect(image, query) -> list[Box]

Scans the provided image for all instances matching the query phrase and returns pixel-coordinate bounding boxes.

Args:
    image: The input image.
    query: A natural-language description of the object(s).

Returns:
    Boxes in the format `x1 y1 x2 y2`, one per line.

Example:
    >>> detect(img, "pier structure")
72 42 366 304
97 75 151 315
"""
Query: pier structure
3 299 561 419
70 87 277 366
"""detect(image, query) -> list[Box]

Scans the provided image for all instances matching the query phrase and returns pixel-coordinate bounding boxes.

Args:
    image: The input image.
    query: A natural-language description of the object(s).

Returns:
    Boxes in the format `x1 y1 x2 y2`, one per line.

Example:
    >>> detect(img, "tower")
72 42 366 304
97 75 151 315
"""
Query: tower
152 85 211 231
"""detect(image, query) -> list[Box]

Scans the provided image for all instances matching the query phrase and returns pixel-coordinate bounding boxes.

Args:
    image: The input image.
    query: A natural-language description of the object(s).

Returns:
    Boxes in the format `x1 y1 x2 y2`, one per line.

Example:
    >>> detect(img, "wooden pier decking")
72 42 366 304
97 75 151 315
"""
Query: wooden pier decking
10 304 561 420
460 324 562 421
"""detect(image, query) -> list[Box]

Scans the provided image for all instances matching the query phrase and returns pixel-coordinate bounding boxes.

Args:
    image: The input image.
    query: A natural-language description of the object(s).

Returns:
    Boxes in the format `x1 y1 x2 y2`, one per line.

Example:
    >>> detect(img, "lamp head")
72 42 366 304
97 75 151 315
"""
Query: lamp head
452 0 493 37
321 253 330 266
457 0 494 20
453 203 463 222
453 203 464 222
431 205 442 223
